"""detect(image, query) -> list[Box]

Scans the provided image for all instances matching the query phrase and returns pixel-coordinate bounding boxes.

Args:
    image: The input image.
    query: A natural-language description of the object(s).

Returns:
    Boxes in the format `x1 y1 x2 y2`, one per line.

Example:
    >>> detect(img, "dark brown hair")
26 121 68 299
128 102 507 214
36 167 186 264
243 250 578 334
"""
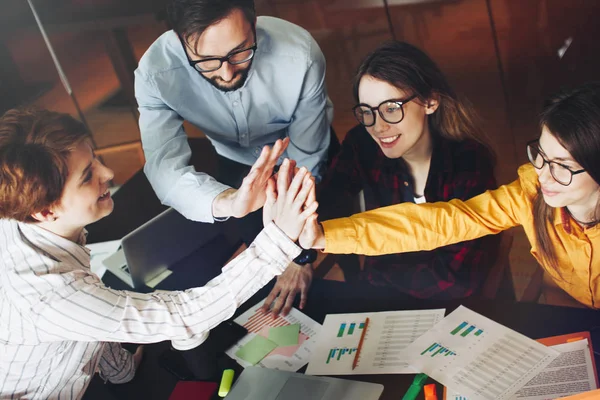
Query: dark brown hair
533 82 600 271
0 108 91 222
353 41 495 160
167 0 256 51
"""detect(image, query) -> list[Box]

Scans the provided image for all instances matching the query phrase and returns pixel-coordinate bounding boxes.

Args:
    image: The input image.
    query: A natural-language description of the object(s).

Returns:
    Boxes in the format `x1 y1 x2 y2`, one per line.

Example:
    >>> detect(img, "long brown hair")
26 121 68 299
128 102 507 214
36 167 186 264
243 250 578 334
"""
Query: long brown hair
353 41 495 161
533 82 600 271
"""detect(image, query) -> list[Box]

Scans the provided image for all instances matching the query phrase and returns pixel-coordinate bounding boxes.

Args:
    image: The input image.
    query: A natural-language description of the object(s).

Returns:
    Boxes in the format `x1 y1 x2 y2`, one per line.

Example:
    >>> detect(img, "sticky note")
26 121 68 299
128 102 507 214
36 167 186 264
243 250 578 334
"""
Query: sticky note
268 324 300 347
235 335 278 365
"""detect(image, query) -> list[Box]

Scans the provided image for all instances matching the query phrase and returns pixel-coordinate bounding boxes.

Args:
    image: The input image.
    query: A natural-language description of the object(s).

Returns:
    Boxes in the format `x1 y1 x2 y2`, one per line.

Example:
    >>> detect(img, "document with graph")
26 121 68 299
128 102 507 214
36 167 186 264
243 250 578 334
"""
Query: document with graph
402 306 560 400
305 309 446 375
225 299 321 371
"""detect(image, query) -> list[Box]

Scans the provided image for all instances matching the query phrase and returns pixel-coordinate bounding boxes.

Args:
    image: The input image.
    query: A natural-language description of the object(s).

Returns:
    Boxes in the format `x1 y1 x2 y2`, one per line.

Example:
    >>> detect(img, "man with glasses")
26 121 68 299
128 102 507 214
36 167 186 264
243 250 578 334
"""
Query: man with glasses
134 0 333 243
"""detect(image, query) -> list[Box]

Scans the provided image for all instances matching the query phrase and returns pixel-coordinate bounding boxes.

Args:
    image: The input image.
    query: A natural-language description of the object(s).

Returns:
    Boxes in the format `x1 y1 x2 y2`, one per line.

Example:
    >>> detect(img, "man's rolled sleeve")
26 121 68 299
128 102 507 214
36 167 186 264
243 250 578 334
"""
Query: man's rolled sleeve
98 343 136 384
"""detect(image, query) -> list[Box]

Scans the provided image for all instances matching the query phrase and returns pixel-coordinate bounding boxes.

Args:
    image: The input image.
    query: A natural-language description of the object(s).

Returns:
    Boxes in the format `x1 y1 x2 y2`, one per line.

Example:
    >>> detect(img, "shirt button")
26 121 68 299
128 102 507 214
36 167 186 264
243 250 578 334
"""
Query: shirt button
233 101 239 106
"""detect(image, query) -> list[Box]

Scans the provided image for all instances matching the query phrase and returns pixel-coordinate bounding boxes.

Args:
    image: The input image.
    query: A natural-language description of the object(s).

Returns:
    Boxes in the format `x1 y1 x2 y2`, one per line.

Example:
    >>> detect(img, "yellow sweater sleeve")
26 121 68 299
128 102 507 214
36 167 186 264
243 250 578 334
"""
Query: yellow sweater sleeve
322 164 539 255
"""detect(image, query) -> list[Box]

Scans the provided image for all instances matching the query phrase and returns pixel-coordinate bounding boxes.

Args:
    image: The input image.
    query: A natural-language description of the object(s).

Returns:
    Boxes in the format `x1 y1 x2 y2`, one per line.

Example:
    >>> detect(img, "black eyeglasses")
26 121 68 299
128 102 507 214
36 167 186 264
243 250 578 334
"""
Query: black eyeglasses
352 94 417 127
526 139 585 186
179 35 257 73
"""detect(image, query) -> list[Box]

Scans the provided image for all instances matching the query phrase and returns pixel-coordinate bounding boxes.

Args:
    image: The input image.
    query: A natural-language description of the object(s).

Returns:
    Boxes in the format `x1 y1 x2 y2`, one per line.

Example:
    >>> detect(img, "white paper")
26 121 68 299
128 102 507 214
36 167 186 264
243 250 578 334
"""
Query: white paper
226 299 322 371
403 306 560 400
305 309 446 375
447 339 598 400
86 240 121 279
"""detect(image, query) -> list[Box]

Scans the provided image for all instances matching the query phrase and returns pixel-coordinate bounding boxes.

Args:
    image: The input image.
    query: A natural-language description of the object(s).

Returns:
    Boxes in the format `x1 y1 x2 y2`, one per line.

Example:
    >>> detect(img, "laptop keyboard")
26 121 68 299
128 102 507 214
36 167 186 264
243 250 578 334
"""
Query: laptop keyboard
120 264 130 275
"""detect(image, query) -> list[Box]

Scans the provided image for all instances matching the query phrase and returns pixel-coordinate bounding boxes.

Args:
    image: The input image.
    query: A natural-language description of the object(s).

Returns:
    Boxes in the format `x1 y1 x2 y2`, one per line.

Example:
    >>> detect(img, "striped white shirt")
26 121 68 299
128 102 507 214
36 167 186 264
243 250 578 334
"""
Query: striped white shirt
0 219 300 399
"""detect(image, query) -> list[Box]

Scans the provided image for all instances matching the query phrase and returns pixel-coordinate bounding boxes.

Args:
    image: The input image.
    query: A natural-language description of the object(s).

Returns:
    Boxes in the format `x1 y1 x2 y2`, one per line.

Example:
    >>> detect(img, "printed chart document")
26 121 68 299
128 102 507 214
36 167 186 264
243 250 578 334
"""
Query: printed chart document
403 306 559 400
226 299 321 371
446 336 598 400
305 309 446 375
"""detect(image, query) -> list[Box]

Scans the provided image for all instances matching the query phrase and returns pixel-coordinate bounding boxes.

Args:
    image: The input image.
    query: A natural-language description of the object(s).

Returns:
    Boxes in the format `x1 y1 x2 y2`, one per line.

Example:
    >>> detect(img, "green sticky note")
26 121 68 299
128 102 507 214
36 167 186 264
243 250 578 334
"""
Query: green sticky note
268 324 300 347
235 335 278 365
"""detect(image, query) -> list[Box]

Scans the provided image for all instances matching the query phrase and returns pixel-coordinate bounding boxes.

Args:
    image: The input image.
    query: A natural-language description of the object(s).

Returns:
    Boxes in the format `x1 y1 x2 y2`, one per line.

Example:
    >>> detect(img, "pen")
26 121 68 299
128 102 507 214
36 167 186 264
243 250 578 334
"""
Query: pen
352 317 370 370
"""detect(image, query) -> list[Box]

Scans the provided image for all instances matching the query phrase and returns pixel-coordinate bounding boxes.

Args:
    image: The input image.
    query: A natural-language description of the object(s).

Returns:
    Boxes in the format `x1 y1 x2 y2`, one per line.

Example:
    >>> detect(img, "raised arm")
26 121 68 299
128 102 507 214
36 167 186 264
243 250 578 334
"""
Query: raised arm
135 71 230 223
302 167 538 255
27 162 317 349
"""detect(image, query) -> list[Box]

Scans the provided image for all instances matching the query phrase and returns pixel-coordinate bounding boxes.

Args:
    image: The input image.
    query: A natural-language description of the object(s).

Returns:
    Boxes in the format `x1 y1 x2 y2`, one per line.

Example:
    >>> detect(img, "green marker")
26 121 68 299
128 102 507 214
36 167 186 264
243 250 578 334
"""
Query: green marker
402 373 428 400
218 369 235 397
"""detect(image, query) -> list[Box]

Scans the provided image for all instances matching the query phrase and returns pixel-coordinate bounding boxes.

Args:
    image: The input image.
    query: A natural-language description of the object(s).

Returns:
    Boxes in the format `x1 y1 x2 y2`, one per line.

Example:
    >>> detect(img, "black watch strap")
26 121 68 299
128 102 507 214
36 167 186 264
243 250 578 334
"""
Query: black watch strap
293 249 317 265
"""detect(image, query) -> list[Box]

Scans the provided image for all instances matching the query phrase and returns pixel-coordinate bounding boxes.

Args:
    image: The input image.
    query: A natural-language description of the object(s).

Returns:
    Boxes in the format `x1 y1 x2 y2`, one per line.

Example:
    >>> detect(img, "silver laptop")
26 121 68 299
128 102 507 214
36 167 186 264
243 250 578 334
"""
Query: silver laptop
102 208 228 288
225 367 383 400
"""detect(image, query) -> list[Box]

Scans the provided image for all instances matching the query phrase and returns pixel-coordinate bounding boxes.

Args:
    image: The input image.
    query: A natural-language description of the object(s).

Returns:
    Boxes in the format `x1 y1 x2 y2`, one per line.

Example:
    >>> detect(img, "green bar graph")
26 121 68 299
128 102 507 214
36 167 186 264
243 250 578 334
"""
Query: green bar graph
475 329 483 336
420 343 437 355
337 323 346 337
451 321 468 335
461 325 476 337
432 347 445 357
327 349 336 364
327 347 356 363
348 323 356 335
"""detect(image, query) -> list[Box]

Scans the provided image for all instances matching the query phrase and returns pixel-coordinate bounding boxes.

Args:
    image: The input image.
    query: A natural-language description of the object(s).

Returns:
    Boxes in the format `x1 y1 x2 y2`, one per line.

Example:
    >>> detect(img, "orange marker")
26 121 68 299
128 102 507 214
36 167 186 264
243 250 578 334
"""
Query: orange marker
352 317 370 370
424 384 438 400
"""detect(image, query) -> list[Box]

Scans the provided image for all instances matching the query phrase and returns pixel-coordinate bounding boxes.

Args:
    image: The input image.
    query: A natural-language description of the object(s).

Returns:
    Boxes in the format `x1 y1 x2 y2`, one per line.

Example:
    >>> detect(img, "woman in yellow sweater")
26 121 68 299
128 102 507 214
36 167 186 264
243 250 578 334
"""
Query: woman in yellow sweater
300 82 600 308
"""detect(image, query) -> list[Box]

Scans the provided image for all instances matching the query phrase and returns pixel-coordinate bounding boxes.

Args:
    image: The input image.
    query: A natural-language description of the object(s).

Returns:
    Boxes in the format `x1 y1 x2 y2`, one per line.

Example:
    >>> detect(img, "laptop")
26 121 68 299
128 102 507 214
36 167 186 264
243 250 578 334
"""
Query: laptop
225 367 383 400
102 208 231 288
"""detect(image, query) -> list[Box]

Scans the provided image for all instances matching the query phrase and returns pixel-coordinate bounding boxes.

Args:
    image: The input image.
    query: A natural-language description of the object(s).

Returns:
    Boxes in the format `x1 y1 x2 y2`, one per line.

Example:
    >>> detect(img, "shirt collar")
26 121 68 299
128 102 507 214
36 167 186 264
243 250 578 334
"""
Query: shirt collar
554 207 600 235
17 222 90 262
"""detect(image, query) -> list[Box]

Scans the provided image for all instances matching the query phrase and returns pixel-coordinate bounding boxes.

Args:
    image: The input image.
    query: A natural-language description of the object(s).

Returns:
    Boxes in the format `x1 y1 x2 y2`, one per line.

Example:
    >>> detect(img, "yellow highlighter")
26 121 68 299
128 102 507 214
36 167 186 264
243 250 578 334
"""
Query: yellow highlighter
218 369 235 397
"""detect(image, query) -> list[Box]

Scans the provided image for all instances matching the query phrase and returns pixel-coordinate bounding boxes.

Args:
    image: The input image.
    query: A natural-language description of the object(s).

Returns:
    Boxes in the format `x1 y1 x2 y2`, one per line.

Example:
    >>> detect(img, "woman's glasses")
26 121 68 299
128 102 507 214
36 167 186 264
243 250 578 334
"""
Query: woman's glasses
352 94 417 127
526 139 585 186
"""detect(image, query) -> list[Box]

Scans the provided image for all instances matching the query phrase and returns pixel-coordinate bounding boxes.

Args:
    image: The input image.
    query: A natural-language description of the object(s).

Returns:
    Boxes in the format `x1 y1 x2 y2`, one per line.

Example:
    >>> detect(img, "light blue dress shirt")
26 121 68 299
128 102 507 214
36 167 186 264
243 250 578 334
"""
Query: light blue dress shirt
134 16 333 223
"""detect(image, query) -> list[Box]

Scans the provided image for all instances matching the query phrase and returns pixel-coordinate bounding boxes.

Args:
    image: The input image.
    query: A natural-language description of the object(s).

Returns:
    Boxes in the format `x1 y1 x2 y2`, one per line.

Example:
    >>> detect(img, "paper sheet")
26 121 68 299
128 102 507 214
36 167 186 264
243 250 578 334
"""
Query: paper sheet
235 335 278 365
86 240 121 279
305 309 446 375
269 324 300 347
226 299 321 371
403 306 559 400
447 339 598 400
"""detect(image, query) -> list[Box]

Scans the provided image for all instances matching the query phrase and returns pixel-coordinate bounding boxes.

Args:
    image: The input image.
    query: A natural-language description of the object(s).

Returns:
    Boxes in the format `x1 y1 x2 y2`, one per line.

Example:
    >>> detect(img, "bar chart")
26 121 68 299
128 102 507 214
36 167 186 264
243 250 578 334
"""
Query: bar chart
307 309 447 375
337 321 365 337
450 321 484 338
421 342 457 357
326 347 358 363
402 306 559 400
226 300 321 372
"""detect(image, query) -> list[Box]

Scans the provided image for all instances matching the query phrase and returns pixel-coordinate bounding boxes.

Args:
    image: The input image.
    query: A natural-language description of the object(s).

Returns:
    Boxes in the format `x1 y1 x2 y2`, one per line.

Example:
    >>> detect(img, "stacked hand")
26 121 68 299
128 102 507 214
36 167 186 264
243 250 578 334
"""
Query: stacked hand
261 158 321 316
213 138 289 219
262 158 318 241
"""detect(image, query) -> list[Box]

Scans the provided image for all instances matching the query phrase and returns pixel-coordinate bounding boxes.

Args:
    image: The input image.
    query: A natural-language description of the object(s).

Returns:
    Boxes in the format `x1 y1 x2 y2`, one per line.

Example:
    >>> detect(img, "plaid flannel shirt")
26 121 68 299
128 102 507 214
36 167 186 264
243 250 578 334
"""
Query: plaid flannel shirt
319 124 500 299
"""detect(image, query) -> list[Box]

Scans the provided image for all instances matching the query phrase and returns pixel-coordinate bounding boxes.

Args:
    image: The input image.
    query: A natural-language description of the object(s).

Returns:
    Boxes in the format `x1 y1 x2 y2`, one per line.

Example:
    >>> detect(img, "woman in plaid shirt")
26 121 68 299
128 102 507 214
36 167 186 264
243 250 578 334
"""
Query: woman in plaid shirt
264 41 500 313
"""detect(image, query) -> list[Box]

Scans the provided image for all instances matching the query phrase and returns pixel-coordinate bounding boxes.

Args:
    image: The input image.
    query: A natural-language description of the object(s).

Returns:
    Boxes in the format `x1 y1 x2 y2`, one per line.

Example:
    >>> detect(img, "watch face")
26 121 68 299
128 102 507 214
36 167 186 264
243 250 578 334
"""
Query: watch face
295 249 318 265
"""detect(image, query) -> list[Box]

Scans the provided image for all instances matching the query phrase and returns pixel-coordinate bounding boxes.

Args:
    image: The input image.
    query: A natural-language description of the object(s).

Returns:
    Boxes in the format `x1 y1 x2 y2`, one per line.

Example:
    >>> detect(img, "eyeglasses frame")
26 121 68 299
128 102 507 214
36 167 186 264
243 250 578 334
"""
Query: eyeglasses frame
526 139 585 186
178 32 257 73
352 94 418 127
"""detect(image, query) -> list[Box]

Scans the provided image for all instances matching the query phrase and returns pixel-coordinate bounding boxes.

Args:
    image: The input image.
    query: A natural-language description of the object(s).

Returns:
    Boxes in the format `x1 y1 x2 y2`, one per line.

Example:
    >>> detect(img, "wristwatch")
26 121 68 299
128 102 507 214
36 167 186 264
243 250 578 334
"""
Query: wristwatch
293 249 318 266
